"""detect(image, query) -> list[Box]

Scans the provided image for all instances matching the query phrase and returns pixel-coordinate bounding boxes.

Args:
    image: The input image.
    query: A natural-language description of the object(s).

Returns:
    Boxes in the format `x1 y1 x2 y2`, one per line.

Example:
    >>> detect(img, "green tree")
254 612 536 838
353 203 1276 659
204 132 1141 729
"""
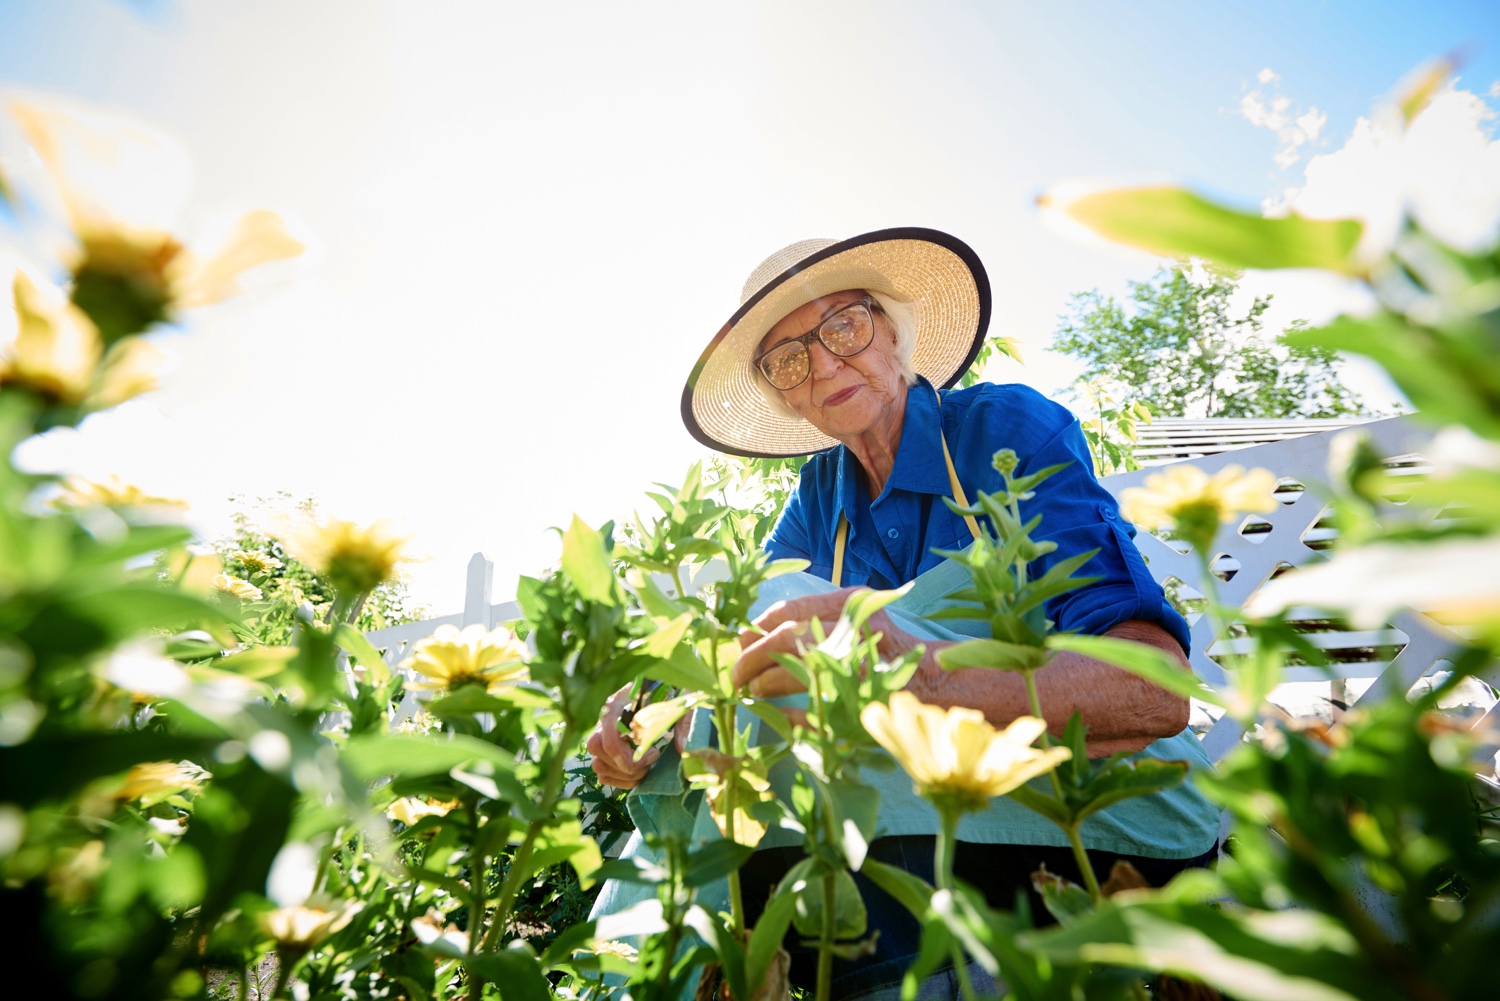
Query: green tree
1052 263 1368 418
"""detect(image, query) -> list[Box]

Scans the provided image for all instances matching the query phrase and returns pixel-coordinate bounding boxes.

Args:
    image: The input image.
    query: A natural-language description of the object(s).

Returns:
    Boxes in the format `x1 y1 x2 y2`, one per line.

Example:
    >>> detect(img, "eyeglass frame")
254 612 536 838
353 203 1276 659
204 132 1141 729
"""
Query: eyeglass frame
751 295 881 391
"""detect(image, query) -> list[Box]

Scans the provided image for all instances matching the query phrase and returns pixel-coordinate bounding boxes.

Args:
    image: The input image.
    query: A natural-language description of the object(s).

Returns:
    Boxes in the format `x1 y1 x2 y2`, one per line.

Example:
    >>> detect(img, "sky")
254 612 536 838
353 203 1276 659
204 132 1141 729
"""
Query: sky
1 0 1498 612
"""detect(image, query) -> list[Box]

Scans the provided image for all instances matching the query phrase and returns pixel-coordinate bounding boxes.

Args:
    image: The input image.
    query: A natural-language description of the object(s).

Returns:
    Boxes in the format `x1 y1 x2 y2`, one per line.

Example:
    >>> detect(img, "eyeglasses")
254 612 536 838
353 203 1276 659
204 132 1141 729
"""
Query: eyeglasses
752 297 878 391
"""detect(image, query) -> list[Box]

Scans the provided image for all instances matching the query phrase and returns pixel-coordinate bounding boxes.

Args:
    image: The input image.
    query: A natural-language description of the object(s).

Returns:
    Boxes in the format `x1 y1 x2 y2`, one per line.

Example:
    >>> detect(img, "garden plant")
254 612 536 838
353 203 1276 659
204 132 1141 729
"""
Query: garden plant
1 63 1498 1001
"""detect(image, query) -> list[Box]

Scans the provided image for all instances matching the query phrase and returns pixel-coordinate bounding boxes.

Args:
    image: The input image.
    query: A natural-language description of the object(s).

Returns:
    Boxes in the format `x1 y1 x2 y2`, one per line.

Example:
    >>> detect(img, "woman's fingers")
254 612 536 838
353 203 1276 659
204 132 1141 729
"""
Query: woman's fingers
589 739 658 788
747 666 806 698
737 588 867 650
586 684 658 789
732 619 809 689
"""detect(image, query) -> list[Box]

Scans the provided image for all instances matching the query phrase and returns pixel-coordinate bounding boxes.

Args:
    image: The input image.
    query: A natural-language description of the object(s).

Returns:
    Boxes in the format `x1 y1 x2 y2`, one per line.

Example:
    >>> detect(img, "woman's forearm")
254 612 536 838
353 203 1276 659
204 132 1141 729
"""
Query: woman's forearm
892 619 1191 755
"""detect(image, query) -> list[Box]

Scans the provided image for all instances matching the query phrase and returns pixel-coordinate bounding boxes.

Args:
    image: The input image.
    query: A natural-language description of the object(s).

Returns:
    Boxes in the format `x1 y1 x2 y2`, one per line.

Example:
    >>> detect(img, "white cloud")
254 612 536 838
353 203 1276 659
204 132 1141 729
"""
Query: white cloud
1238 69 1326 168
1265 83 1500 256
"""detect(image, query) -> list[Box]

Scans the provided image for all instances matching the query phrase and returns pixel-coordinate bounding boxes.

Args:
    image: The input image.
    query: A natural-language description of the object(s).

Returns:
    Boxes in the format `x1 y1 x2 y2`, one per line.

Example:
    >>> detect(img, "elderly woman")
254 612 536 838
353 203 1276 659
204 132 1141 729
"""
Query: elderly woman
588 229 1218 999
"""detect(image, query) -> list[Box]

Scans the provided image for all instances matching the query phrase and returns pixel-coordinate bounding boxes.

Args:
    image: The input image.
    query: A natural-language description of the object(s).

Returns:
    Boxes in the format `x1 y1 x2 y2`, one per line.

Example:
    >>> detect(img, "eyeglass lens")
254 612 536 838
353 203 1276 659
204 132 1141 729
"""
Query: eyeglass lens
759 303 875 391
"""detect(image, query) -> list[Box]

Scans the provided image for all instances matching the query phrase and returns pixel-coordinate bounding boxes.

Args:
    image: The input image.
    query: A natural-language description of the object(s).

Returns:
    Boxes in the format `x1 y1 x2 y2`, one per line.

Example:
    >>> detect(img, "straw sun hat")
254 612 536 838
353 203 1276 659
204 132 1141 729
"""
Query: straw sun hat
681 227 991 458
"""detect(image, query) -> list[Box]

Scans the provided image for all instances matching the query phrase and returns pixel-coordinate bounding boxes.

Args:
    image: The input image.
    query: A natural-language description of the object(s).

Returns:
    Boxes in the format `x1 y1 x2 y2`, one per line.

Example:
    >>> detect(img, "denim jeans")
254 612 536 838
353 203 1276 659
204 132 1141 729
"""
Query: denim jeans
739 836 1215 1001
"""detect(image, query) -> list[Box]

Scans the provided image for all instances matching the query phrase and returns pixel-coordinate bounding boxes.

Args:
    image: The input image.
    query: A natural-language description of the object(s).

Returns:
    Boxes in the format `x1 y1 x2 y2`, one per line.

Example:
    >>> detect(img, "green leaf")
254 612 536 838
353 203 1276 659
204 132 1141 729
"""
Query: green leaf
683 904 747 1001
1006 462 1072 496
1021 900 1389 1001
1032 866 1095 925
746 889 797 998
65 586 236 637
859 858 934 919
629 693 700 759
529 819 603 887
1074 759 1190 822
514 575 543 623
781 864 866 939
1056 186 1363 274
538 921 598 968
841 584 911 630
1286 313 1497 434
684 839 754 888
647 643 719 692
425 685 550 719
937 637 1050 672
342 732 521 781
1046 634 1225 707
765 557 812 579
592 856 668 885
826 780 881 870
742 698 796 743
463 946 550 1001
333 623 392 685
561 515 615 604
635 611 693 658
1006 783 1072 826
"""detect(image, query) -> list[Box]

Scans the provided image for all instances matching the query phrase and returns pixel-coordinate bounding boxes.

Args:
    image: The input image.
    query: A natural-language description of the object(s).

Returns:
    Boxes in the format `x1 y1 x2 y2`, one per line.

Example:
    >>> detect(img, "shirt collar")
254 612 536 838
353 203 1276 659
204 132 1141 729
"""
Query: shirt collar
887 377 953 496
830 377 952 525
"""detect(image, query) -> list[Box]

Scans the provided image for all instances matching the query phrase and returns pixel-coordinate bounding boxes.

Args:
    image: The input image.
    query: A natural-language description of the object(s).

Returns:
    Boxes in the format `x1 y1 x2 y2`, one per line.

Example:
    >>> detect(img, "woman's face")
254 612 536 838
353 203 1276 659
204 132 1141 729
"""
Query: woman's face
758 289 907 442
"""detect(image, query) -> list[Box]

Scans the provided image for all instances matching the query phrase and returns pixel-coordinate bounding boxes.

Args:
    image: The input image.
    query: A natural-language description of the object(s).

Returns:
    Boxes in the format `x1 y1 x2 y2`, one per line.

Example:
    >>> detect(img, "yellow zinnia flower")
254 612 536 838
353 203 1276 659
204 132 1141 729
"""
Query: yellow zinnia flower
213 573 263 602
231 550 283 575
1118 463 1278 553
9 102 303 340
117 760 210 807
860 691 1071 814
385 796 458 827
4 271 170 413
286 518 408 597
259 899 362 949
402 623 528 692
53 474 188 512
2 272 99 403
586 939 639 961
88 334 168 409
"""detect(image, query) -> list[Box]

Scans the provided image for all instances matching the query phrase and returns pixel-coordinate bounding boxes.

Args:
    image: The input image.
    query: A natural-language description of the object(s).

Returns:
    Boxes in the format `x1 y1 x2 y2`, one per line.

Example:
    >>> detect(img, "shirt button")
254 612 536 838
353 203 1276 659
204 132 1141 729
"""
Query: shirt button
887 528 900 539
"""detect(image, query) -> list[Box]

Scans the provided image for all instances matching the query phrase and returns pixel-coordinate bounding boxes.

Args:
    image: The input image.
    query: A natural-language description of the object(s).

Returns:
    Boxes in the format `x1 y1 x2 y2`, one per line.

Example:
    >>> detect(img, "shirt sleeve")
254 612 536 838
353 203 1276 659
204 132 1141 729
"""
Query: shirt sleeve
1001 399 1192 655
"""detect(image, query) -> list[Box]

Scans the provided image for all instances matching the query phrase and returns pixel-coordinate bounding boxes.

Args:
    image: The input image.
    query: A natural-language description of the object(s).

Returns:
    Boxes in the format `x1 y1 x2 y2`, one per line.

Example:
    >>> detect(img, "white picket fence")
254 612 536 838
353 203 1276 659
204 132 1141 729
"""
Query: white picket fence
363 414 1495 765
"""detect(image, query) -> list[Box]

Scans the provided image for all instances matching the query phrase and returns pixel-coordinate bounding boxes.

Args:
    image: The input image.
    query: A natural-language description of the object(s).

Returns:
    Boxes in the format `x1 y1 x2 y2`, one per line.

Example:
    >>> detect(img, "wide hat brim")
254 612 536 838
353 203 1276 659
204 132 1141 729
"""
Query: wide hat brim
681 227 991 458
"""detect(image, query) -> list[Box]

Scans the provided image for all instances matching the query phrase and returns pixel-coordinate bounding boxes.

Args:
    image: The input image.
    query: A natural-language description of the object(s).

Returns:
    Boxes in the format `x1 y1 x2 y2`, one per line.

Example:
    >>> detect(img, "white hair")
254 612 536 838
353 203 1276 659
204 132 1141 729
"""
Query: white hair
753 290 920 420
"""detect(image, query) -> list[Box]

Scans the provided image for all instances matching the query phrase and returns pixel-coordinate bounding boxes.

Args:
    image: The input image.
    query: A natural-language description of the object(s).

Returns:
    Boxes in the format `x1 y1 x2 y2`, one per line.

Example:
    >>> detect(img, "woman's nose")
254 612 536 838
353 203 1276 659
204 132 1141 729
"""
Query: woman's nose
807 340 844 379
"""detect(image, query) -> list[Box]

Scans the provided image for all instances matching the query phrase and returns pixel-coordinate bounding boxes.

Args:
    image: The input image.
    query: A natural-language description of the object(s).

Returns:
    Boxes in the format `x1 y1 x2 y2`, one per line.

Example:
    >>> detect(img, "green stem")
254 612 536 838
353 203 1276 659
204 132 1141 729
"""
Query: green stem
479 725 575 954
935 808 979 1001
468 804 490 952
816 871 836 1001
1065 822 1103 902
935 807 958 891
713 698 747 935
654 839 688 997
270 949 294 1000
1021 668 1068 802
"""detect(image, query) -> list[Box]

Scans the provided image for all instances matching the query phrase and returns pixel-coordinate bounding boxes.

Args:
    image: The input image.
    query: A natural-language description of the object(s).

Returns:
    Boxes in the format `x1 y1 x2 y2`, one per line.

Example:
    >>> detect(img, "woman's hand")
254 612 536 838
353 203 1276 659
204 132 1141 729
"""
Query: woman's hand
732 587 924 697
585 685 689 789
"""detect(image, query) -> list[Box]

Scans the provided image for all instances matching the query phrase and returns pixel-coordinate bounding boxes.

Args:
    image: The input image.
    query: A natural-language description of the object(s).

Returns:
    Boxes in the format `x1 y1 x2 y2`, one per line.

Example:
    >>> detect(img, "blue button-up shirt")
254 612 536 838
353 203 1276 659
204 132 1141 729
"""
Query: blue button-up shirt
764 378 1191 653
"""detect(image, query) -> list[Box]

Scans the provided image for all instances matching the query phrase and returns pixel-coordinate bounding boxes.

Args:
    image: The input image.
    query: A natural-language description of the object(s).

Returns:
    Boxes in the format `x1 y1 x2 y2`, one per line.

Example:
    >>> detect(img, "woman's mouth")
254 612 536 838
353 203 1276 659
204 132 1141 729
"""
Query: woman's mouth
822 385 861 407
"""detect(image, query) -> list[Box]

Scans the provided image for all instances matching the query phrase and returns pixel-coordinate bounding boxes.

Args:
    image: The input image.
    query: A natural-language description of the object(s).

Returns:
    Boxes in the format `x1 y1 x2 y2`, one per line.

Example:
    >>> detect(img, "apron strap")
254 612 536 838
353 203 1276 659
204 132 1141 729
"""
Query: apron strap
830 388 983 587
833 513 848 588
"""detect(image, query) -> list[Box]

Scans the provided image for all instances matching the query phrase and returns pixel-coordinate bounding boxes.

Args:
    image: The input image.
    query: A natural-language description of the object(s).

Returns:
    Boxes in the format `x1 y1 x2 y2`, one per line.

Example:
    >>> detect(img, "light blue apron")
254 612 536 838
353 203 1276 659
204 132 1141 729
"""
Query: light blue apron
588 558 1220 936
